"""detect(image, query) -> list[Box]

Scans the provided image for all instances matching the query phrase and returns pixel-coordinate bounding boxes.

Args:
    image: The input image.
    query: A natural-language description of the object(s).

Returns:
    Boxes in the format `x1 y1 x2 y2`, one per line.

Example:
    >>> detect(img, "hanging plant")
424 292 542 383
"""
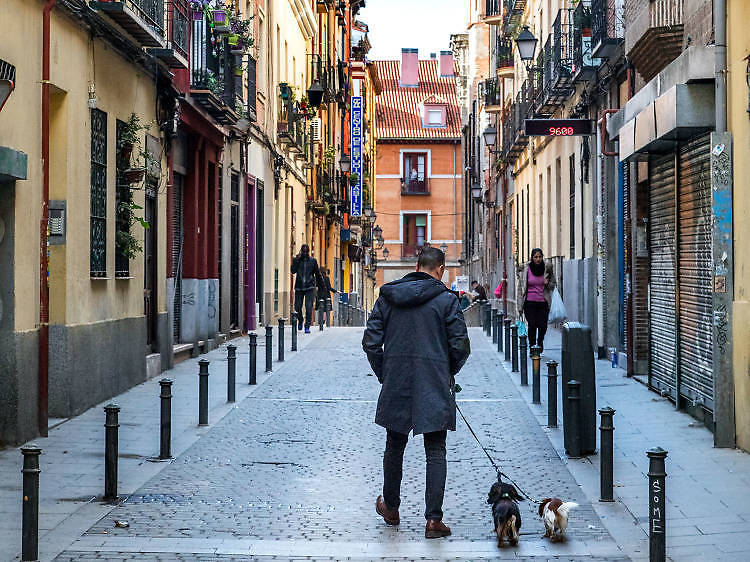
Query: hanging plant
116 200 150 260
323 146 336 163
348 172 359 186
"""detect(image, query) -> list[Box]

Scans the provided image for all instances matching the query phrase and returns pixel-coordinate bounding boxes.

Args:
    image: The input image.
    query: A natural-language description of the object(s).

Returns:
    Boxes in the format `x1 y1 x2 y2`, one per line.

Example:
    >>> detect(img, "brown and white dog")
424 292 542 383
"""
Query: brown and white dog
538 497 578 542
487 482 524 547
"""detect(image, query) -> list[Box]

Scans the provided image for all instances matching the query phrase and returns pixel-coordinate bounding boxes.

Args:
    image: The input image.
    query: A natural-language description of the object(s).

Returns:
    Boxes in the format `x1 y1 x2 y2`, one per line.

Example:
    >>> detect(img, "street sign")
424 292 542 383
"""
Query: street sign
350 96 363 217
524 119 594 136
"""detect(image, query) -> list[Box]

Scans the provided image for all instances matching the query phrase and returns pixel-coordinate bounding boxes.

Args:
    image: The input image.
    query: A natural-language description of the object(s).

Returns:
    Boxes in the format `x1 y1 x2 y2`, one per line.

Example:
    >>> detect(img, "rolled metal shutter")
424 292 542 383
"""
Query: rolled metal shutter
678 134 713 411
172 173 184 342
649 153 677 399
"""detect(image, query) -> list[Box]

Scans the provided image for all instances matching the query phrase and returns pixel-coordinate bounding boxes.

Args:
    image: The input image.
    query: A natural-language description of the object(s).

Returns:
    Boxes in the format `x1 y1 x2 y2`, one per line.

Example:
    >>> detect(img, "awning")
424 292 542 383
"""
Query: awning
0 146 27 182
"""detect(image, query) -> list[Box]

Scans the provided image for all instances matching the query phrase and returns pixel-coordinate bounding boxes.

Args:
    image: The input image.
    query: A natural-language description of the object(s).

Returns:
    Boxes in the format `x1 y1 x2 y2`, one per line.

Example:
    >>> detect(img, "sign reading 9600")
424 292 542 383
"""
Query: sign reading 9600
524 119 594 136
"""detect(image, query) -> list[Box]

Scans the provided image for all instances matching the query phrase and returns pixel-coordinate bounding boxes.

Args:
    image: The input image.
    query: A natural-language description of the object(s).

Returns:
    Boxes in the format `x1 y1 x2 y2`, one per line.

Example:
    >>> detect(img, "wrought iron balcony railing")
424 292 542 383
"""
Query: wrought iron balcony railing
495 37 514 73
482 0 502 22
166 0 189 59
90 0 165 46
572 1 599 82
401 178 429 195
591 0 624 59
481 77 502 109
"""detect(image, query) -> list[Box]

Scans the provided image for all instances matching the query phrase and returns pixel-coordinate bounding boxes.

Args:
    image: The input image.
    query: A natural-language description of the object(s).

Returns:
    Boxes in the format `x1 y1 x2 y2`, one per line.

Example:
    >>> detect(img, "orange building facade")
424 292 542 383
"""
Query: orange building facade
374 51 463 289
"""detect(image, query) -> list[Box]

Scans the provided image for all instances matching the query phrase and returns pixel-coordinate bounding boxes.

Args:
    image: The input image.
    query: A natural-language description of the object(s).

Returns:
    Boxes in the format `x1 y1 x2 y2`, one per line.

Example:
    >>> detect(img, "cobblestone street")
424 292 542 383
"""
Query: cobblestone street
50 328 625 560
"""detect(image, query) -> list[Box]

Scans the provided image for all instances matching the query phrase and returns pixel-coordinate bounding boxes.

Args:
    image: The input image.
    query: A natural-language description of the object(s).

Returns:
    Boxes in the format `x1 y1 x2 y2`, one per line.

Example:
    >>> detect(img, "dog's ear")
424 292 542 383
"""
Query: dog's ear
538 498 551 518
511 486 525 502
487 483 501 504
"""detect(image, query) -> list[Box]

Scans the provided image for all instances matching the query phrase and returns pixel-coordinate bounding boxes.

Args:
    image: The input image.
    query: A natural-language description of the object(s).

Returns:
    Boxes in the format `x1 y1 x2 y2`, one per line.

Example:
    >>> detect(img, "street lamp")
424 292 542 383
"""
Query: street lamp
483 125 497 147
516 26 538 67
373 224 382 239
306 79 324 108
340 154 351 173
364 206 373 218
382 247 390 260
440 242 448 254
471 182 482 201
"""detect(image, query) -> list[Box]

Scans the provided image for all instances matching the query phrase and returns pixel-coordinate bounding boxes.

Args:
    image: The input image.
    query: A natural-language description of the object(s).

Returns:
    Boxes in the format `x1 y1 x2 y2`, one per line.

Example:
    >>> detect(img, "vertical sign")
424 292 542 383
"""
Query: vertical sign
350 96 363 217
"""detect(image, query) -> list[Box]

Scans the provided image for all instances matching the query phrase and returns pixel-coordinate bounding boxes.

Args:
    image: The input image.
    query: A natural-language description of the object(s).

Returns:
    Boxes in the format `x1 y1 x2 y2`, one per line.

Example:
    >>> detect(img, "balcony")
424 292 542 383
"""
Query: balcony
89 0 165 47
481 0 503 25
401 178 429 195
572 1 600 82
277 96 308 156
481 77 503 113
401 245 424 260
537 21 574 116
591 0 624 60
627 0 683 82
148 0 189 68
495 37 514 77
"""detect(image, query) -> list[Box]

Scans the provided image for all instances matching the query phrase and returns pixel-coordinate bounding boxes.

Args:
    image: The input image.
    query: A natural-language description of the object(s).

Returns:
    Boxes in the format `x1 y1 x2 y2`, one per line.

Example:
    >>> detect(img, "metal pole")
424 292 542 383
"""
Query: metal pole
290 312 298 351
319 299 325 331
21 445 41 562
103 403 120 501
531 345 541 403
227 344 236 403
546 360 558 428
248 332 257 384
599 407 616 502
277 318 285 362
504 318 512 362
647 447 668 562
519 334 528 383
159 379 173 459
492 310 499 344
511 325 519 372
566 380 582 458
485 304 491 336
198 360 209 426
498 312 504 353
265 325 273 372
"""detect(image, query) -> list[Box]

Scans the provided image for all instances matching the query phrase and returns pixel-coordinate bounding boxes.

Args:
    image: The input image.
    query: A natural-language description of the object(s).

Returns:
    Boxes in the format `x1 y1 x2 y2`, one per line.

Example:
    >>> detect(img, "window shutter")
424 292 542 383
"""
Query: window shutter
246 55 257 121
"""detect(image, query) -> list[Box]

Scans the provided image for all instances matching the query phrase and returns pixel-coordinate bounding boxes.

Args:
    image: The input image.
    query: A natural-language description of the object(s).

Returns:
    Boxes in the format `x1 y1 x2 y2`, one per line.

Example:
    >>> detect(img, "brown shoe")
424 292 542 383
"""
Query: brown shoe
425 519 451 538
376 495 400 525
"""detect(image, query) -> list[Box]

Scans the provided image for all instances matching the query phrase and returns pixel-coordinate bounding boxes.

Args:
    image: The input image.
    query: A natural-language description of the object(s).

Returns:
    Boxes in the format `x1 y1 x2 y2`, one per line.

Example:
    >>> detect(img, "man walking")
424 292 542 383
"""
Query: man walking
362 247 471 538
316 267 337 326
291 244 322 333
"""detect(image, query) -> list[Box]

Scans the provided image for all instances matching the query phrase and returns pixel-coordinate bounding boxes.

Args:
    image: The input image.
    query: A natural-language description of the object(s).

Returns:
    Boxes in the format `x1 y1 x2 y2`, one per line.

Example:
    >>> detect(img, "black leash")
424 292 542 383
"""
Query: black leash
455 402 542 505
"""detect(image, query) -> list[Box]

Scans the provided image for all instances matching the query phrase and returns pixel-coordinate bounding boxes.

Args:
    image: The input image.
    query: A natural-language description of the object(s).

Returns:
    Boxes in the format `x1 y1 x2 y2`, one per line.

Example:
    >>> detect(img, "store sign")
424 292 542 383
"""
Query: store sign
350 96 363 217
524 119 594 136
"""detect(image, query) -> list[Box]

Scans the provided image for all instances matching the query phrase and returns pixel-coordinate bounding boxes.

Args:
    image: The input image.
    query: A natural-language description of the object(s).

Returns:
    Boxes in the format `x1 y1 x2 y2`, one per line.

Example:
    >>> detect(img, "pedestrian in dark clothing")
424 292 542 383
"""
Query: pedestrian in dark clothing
316 267 336 326
362 247 471 539
516 248 556 353
471 280 488 301
291 244 322 333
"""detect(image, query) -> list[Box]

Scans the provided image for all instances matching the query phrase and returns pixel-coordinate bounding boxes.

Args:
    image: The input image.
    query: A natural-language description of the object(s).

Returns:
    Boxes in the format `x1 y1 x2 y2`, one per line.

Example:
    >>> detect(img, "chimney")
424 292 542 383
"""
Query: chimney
439 50 455 77
400 48 419 87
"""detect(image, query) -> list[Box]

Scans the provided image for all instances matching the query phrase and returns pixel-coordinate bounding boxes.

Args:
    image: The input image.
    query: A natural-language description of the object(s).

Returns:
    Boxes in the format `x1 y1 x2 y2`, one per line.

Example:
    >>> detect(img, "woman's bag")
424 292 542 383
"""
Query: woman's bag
516 315 528 337
548 287 567 324
494 281 503 298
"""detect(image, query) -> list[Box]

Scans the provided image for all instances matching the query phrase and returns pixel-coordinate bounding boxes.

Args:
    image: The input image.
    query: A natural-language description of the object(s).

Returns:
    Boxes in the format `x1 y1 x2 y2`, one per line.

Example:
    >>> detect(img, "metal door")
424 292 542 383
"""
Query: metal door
172 173 184 342
144 184 158 353
677 134 713 411
648 153 678 399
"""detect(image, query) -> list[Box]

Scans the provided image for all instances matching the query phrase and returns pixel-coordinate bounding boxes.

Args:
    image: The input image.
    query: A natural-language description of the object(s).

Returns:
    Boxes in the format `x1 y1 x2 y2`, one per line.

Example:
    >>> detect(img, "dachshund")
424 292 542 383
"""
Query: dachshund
538 497 579 542
487 481 524 547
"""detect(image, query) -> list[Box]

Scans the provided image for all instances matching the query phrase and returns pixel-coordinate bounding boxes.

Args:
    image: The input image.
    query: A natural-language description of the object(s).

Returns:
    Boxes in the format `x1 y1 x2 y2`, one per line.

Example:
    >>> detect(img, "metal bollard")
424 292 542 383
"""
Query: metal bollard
278 318 285 362
566 380 582 457
498 312 505 353
319 300 325 330
647 447 668 562
504 318 512 362
290 312 298 351
198 360 210 426
511 325 519 372
599 407 616 502
248 332 257 384
546 360 558 428
103 403 120 500
159 379 173 459
484 304 491 336
531 345 541 403
227 344 236 403
21 445 41 562
492 310 498 344
519 335 528 384
265 325 273 372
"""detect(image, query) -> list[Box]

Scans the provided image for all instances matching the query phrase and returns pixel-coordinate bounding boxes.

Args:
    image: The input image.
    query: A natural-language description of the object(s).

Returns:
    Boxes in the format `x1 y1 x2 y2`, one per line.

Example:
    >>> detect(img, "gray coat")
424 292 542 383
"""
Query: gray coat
362 272 471 435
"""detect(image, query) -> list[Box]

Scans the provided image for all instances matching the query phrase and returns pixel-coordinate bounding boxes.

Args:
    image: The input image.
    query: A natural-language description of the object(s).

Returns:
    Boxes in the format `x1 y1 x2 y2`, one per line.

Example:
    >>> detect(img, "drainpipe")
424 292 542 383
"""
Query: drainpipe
39 0 57 437
715 0 727 133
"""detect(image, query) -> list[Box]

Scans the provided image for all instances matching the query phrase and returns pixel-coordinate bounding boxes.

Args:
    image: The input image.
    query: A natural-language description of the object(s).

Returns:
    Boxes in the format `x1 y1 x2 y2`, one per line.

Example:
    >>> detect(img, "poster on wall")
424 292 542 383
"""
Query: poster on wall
350 96 363 217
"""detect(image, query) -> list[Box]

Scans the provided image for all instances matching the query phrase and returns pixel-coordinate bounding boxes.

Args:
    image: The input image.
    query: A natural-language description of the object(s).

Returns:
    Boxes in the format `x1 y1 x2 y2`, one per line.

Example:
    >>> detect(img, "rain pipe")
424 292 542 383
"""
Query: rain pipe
715 0 727 133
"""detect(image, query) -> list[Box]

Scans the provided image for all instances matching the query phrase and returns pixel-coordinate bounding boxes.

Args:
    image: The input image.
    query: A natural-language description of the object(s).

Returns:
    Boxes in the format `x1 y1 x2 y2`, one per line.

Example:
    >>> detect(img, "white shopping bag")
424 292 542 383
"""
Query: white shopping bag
548 287 567 324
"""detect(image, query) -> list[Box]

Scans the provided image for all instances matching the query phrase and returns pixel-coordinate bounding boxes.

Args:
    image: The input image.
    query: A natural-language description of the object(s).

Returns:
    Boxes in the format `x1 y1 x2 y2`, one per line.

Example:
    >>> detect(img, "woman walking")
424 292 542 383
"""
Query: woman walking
517 248 556 353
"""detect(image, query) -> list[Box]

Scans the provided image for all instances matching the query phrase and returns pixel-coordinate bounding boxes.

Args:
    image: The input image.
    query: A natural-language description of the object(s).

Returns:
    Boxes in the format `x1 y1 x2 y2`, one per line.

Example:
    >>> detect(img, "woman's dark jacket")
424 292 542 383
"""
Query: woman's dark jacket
291 255 321 292
362 272 471 435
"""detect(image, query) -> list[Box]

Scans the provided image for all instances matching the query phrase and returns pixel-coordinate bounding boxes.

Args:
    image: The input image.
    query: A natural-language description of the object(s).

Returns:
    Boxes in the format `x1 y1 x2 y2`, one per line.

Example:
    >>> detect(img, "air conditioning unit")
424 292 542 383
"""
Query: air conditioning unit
310 117 322 142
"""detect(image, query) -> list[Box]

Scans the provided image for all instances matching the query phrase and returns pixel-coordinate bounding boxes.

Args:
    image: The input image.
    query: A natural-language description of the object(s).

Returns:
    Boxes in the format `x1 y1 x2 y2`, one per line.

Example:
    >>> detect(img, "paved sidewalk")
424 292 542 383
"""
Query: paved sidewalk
0 325 322 562
487 325 750 561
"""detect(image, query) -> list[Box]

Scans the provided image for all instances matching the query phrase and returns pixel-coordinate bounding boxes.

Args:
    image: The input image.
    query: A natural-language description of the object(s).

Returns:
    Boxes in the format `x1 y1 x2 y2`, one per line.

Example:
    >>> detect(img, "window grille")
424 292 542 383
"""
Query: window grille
90 108 107 277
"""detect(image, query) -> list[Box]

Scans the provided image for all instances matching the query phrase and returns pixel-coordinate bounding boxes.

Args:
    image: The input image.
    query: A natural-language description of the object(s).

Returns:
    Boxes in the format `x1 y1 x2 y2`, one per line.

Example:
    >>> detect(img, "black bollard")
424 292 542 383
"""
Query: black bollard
546 360 558 428
599 407 616 502
278 318 285 362
566 380 582 457
21 445 41 562
103 404 120 500
498 312 505 353
647 447 668 562
484 304 491 337
159 379 173 459
531 345 542 403
519 334 528 384
198 360 210 426
265 325 273 372
290 312 298 351
492 310 499 344
511 325 519 372
248 332 257 384
227 344 236 403
319 299 325 331
504 318 512 362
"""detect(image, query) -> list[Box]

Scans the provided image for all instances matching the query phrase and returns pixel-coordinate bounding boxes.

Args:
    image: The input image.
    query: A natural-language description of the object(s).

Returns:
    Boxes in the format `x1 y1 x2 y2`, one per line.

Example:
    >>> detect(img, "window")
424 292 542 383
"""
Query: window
423 105 446 127
402 152 428 194
115 119 130 277
90 108 107 277
428 110 442 124
403 213 427 257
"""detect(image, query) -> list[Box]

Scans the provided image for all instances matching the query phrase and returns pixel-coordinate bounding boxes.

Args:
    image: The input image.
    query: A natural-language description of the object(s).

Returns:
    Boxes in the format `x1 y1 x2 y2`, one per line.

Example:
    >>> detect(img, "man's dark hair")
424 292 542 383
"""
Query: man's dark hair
300 244 310 256
471 280 478 285
417 247 445 271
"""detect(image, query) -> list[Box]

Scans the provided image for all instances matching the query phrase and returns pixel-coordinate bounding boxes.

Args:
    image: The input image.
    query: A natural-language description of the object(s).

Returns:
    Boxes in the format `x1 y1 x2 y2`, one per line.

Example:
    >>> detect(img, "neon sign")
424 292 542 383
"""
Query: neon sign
524 119 594 136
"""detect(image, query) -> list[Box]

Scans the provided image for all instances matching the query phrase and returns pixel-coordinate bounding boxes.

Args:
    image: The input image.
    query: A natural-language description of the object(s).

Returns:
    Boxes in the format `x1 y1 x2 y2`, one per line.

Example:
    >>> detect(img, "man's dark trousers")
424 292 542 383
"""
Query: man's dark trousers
383 429 447 521
295 288 315 328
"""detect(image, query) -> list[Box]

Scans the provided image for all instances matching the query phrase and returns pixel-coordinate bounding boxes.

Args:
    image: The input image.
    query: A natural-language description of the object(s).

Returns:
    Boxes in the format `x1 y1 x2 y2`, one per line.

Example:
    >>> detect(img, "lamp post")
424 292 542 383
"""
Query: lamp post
382 247 390 260
440 242 448 255
306 79 324 108
471 182 482 202
340 154 351 173
515 26 538 70
482 125 497 147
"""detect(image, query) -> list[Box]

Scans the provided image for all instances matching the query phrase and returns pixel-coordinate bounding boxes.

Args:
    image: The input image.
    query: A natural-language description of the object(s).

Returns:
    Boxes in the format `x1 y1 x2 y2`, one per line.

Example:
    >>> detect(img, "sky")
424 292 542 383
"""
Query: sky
358 0 467 60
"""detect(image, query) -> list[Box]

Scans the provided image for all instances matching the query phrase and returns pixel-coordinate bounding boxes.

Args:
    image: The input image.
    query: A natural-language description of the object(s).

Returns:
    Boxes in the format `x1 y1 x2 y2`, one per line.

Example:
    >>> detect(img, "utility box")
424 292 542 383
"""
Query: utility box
561 322 597 455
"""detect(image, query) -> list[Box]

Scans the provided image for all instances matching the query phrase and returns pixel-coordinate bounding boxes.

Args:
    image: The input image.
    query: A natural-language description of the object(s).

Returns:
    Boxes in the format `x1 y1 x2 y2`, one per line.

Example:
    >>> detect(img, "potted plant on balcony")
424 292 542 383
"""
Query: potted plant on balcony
573 0 592 36
116 199 150 260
